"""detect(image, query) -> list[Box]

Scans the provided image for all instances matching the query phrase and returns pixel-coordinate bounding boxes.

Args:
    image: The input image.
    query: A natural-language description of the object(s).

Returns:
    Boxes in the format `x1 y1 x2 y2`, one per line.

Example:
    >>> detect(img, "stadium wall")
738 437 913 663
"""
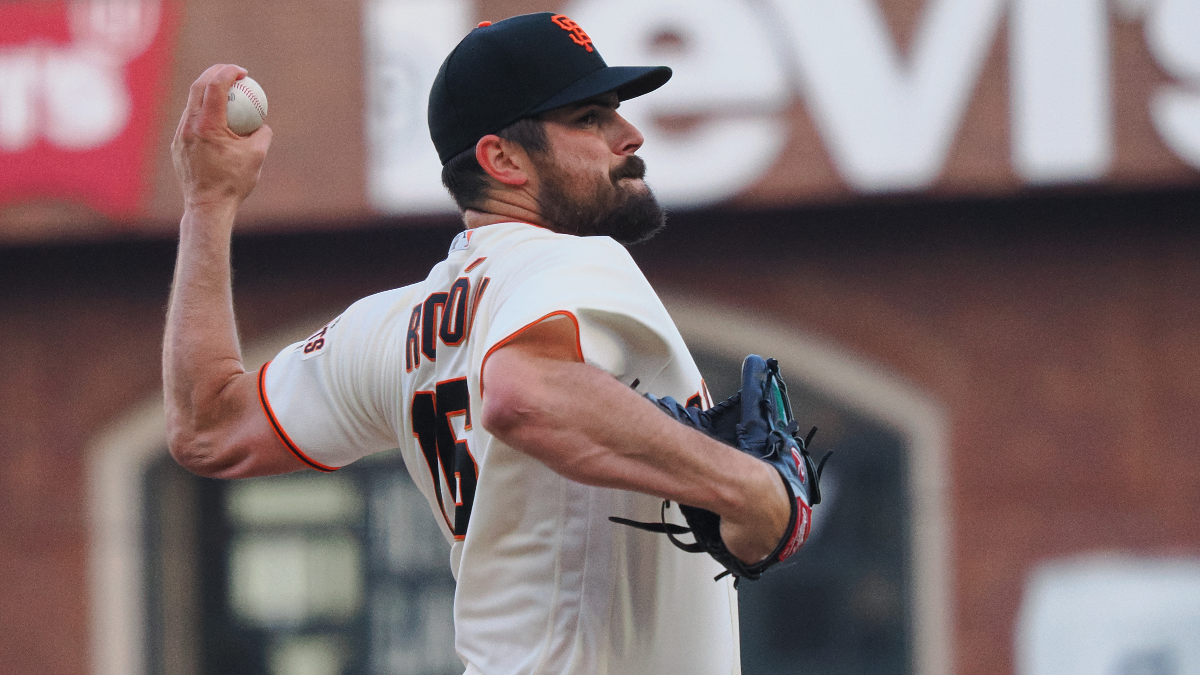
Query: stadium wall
2 190 1199 675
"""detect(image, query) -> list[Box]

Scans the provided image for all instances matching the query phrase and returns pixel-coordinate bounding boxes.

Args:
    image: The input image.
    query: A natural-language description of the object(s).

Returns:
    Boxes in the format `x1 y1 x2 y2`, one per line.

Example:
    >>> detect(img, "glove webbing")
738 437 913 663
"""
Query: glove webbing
609 500 704 553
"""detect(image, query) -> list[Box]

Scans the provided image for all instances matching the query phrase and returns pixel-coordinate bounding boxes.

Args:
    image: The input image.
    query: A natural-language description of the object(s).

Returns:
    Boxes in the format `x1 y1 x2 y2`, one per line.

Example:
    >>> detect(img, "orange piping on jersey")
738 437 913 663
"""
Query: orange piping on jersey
257 361 339 473
479 310 584 398
464 257 486 272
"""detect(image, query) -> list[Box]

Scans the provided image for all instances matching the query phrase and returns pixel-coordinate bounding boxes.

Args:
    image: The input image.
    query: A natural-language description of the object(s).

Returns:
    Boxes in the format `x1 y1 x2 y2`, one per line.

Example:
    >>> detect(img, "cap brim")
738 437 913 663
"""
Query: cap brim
528 65 671 116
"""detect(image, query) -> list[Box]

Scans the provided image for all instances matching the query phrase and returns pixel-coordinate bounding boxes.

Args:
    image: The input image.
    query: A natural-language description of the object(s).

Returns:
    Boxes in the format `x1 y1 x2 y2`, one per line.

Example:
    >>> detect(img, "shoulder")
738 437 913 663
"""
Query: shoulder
342 285 424 322
307 285 426 357
472 223 637 276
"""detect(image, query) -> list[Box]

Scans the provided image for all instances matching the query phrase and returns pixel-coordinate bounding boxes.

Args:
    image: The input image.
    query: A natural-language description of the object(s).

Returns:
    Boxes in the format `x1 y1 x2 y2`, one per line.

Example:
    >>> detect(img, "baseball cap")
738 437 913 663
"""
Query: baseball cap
428 12 672 165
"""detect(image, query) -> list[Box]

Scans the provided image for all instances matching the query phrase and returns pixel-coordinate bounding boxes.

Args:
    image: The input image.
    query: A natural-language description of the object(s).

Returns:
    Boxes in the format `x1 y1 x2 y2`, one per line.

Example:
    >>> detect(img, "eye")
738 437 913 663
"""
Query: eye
577 111 598 125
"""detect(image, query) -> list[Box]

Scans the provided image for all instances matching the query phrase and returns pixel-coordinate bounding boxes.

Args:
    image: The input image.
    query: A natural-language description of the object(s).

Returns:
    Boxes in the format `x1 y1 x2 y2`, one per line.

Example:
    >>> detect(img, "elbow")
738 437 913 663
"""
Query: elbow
166 417 230 478
166 429 217 478
480 347 594 478
480 348 541 443
481 376 565 463
163 371 265 479
481 377 595 480
480 380 535 446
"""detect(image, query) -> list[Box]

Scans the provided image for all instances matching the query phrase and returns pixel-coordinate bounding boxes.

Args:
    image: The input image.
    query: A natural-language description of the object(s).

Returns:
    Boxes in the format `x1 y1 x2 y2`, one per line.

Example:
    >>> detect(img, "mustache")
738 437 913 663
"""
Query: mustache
610 155 647 183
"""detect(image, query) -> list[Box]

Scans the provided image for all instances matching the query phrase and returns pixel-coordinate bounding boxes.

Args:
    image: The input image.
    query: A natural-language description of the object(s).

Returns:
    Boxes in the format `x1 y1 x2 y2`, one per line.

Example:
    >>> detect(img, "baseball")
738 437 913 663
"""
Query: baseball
226 76 268 136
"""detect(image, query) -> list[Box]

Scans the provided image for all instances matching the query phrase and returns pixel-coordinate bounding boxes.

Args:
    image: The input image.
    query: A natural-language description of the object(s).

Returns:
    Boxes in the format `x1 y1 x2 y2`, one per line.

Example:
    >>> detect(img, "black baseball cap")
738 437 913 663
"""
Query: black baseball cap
428 12 672 165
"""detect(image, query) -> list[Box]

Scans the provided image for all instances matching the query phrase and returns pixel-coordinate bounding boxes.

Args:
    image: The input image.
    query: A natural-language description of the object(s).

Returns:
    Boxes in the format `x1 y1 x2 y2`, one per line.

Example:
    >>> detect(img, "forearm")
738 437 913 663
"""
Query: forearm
162 203 250 467
161 64 300 478
483 354 778 524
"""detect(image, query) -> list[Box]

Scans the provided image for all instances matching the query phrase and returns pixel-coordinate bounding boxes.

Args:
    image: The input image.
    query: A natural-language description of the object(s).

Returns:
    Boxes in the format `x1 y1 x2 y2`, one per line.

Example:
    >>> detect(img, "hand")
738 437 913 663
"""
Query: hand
718 462 792 564
171 64 273 211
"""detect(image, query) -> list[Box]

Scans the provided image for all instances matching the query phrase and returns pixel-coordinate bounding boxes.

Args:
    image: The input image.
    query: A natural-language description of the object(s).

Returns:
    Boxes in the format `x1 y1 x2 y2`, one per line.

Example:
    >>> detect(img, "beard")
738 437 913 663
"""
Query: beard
534 154 667 245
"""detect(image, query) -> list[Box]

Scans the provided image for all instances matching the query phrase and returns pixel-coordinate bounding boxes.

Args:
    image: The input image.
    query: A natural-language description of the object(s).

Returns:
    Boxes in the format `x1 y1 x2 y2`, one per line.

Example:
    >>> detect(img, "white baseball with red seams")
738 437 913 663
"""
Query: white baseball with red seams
226 76 268 136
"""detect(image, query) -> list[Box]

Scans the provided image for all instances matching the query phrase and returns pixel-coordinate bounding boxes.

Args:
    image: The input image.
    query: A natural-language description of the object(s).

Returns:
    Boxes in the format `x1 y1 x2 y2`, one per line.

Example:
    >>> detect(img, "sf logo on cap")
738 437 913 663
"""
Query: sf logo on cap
551 14 593 52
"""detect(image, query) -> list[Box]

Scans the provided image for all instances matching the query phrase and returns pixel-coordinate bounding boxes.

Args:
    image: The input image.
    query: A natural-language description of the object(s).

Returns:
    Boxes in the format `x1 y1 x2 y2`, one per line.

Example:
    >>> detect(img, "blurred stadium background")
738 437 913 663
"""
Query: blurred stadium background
3 1 1200 674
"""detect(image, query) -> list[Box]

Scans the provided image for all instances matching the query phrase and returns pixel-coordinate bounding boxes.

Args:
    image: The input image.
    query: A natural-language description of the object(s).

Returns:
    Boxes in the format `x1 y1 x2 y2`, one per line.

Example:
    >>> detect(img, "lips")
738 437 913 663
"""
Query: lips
611 155 646 182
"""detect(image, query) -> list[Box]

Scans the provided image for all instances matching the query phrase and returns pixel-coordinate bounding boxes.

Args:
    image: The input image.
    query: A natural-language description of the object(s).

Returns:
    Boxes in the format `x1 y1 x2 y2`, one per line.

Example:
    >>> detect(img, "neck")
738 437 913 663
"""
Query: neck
462 210 542 229
462 187 553 231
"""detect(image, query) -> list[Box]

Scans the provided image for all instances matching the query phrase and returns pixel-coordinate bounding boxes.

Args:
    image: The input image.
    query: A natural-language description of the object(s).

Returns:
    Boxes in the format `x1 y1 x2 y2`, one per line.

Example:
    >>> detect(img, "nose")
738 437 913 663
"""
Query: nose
612 111 644 156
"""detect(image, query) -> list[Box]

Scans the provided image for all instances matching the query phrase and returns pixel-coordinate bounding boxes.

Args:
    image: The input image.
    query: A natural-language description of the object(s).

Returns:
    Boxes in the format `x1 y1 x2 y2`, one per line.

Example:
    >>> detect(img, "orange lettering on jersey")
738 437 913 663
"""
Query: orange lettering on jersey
468 277 490 336
302 326 327 356
551 15 593 52
300 317 340 361
422 292 449 362
405 305 422 372
410 278 479 371
440 278 470 346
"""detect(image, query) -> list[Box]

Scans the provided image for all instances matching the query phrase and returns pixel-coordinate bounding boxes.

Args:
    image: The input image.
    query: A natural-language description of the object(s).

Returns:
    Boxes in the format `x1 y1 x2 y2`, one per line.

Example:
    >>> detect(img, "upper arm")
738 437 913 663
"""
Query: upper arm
486 313 584 370
254 293 407 470
479 315 583 437
172 291 409 479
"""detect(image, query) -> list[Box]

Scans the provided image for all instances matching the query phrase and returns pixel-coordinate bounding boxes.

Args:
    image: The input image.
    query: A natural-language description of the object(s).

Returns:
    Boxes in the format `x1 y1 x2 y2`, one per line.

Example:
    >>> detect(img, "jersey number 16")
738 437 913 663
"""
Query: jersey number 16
411 378 478 540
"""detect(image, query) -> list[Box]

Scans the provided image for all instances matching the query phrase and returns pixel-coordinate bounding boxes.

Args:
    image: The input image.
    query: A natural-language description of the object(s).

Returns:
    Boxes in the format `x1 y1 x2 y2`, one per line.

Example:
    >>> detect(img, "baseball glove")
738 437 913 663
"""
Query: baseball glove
611 355 830 583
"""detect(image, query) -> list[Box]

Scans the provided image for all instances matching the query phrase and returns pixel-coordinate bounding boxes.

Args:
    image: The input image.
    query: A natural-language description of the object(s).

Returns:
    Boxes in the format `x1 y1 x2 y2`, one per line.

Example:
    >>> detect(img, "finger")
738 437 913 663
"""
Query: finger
175 63 237 148
184 64 227 119
200 64 249 129
248 124 274 153
176 64 223 143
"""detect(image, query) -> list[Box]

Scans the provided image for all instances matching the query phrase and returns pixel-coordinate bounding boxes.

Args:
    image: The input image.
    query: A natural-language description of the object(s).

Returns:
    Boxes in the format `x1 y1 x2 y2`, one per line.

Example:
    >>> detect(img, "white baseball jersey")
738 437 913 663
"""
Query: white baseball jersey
260 222 740 675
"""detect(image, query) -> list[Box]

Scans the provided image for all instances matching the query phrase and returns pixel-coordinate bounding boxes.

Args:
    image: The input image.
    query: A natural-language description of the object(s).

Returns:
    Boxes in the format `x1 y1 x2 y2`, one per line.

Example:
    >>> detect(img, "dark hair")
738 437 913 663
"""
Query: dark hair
440 117 549 211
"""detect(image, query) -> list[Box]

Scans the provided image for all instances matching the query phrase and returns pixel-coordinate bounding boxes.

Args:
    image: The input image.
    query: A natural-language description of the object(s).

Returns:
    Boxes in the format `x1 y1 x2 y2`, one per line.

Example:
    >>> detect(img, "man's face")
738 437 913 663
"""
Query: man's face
529 95 666 244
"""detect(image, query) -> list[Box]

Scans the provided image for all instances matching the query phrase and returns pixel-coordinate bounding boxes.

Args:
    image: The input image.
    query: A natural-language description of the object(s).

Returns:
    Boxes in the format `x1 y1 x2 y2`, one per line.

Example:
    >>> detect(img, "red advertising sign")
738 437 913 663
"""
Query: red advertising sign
0 0 179 219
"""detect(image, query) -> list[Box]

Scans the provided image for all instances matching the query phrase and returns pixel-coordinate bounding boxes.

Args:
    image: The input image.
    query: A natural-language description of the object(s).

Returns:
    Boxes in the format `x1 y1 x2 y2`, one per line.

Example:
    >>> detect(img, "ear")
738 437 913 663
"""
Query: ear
476 135 531 186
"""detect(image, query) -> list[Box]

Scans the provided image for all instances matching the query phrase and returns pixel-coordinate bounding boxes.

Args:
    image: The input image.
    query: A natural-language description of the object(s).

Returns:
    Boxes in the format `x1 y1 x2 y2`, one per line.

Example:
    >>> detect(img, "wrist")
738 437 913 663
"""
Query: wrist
758 461 792 533
742 461 792 535
183 196 241 217
717 458 781 525
718 461 792 564
179 199 241 235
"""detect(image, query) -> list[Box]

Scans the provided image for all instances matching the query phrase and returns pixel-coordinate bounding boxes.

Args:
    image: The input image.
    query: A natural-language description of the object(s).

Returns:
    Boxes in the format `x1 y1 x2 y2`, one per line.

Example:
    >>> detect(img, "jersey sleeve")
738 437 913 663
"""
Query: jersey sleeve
480 236 679 386
259 288 412 470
